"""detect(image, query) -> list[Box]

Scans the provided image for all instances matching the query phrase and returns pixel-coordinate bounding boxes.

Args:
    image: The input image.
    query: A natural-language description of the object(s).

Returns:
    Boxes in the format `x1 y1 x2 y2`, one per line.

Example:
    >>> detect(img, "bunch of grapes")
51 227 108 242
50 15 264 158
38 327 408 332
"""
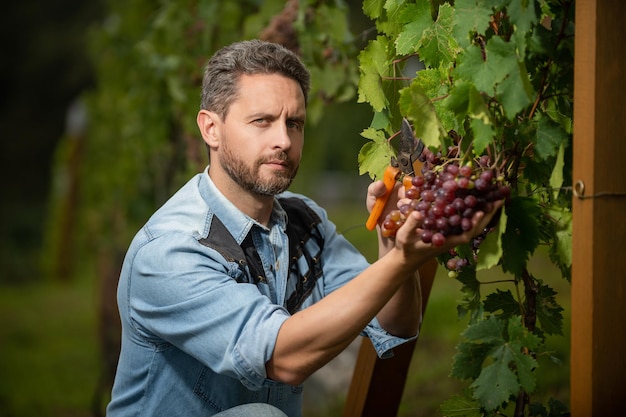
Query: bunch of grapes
381 146 510 268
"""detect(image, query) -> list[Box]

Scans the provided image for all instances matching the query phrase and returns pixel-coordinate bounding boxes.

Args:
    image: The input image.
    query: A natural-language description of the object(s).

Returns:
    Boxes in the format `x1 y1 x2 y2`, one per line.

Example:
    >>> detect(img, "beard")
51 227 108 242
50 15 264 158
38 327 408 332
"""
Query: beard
220 142 299 196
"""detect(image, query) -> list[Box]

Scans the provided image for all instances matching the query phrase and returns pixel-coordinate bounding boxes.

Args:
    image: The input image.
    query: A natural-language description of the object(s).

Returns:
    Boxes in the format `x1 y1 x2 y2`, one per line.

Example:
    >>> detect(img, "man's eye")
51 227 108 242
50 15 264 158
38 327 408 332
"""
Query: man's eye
287 121 303 131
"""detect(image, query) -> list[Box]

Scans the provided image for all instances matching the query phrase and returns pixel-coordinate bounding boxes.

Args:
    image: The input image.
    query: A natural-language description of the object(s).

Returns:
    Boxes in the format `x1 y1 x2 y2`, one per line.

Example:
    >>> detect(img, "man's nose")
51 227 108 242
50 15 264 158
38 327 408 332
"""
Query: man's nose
273 124 292 149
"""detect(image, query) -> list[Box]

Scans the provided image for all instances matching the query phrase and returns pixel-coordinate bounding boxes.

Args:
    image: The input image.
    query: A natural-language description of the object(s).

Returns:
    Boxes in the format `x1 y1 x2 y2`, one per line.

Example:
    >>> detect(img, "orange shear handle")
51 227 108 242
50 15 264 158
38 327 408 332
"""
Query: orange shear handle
365 165 401 231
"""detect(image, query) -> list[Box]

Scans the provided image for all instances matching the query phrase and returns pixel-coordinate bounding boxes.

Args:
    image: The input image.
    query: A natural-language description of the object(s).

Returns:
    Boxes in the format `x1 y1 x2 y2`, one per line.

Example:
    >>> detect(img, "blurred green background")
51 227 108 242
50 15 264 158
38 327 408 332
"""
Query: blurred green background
0 1 570 416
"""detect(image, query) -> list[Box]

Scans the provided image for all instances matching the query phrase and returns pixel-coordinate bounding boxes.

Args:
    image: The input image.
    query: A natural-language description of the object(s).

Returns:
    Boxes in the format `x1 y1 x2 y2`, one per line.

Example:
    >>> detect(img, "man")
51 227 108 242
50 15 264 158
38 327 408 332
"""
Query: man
106 40 500 417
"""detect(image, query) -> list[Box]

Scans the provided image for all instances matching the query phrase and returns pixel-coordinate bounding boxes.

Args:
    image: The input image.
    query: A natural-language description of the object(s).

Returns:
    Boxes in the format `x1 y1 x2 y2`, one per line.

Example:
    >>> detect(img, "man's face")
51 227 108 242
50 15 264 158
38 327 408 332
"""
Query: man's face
212 73 306 196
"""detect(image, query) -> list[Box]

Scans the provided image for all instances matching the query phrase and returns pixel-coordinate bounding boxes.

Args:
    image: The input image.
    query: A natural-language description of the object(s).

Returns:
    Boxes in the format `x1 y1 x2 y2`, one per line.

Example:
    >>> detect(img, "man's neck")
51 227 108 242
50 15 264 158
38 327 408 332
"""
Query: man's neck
208 167 275 226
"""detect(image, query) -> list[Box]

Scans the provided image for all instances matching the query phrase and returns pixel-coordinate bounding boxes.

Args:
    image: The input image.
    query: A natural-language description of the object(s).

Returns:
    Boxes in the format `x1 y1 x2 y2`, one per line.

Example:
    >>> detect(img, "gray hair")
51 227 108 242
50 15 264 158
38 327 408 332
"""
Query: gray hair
200 40 311 119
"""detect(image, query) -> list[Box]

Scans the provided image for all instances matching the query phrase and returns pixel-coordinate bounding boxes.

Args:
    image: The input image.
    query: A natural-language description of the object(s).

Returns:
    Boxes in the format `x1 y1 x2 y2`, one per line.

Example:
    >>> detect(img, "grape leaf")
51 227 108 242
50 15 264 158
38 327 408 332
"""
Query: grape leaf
506 317 540 391
444 80 472 135
416 3 458 69
399 82 445 150
453 36 519 95
544 95 573 134
314 4 349 44
358 36 393 112
470 316 540 411
452 0 494 49
395 1 432 56
484 289 520 320
452 316 506 380
370 111 390 131
508 0 539 35
549 143 565 199
358 127 395 180
546 206 572 272
501 196 542 276
470 117 495 158
496 59 534 119
476 204 507 270
471 349 519 411
508 0 539 59
412 68 457 131
536 283 564 336
462 314 505 343
439 392 482 417
467 83 495 154
455 267 483 322
535 117 566 159
362 0 385 19
452 342 496 380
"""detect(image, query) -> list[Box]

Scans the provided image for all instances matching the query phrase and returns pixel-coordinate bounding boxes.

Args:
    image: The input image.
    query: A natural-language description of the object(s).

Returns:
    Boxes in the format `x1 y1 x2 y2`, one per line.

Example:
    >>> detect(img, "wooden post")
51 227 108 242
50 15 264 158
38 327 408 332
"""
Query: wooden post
572 1 626 415
342 259 437 417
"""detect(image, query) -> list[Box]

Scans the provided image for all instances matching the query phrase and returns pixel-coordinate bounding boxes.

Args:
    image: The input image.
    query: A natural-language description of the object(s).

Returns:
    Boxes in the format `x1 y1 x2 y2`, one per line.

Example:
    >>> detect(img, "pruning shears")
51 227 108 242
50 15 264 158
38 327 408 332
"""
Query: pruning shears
365 118 425 231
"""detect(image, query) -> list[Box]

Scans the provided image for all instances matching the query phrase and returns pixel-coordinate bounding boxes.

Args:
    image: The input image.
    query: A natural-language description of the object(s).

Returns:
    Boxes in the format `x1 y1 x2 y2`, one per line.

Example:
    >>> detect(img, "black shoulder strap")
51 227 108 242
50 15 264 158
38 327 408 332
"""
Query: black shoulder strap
279 197 325 313
198 216 250 284
198 197 326 312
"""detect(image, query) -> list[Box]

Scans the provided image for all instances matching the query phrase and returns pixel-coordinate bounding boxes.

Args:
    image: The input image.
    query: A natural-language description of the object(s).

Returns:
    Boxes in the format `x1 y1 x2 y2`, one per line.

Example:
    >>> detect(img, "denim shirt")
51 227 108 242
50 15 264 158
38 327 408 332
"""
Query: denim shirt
106 169 415 417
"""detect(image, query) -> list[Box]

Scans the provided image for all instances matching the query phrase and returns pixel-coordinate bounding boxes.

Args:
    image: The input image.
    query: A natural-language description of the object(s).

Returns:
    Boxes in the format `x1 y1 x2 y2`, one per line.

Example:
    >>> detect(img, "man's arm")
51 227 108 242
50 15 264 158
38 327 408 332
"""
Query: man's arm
265 181 502 386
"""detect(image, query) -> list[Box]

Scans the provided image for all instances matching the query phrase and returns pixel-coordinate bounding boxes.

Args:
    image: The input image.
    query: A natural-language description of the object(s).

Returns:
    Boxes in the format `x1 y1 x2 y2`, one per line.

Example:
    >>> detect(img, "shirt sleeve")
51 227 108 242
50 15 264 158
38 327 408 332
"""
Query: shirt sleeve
126 230 289 390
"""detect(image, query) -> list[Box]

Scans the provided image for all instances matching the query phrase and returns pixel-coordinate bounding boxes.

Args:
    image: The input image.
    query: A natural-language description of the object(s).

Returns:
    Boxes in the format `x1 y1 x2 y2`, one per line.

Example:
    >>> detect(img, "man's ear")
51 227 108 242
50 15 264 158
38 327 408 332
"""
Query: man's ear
197 110 220 148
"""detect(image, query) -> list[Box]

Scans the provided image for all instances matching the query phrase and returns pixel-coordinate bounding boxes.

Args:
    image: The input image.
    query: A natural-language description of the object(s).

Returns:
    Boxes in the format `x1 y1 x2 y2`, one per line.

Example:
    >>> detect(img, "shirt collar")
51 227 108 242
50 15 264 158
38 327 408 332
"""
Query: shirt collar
199 167 288 243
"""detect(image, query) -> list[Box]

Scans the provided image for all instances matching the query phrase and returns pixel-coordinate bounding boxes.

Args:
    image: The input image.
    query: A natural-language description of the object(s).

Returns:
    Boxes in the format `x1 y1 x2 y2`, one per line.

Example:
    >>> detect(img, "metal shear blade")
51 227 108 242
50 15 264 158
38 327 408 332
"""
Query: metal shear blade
393 118 424 176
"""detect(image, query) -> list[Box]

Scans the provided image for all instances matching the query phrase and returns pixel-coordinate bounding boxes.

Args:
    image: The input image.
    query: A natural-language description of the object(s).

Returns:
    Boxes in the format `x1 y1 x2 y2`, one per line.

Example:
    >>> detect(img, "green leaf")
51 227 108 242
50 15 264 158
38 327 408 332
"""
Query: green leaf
452 0 494 49
501 197 542 276
363 0 385 19
496 59 534 119
508 0 539 36
358 127 395 180
470 118 494 156
484 289 520 320
549 143 565 199
395 2 433 56
546 206 572 272
370 111 390 131
455 267 483 322
476 204 507 270
358 36 393 112
462 314 505 344
417 3 459 68
469 316 540 411
452 342 495 380
535 117 566 160
467 85 491 125
471 348 519 411
399 82 446 149
440 392 483 417
536 283 564 336
508 0 539 59
506 317 540 391
463 83 495 154
443 80 473 136
412 68 457 131
453 36 519 95
315 4 349 45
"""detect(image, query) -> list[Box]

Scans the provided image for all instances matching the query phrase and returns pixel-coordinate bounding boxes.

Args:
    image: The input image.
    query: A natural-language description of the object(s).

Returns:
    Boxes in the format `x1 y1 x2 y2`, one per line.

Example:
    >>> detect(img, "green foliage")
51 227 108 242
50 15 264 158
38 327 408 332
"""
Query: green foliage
43 0 365 278
357 0 573 414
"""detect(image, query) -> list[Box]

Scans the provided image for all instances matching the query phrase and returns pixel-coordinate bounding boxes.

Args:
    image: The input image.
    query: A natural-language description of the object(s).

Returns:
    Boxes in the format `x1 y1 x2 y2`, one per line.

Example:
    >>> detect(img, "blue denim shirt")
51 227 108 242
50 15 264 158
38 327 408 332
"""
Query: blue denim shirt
106 169 415 417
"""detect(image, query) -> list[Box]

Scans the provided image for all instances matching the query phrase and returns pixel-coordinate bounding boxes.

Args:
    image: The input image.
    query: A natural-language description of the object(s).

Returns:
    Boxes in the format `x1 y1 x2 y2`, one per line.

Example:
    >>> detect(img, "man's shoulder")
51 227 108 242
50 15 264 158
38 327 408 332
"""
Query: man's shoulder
142 174 211 239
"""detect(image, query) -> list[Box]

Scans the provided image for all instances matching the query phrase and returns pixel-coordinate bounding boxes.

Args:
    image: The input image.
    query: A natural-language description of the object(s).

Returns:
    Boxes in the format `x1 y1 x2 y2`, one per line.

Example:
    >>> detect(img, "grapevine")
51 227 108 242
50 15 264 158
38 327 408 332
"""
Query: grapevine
357 0 573 415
